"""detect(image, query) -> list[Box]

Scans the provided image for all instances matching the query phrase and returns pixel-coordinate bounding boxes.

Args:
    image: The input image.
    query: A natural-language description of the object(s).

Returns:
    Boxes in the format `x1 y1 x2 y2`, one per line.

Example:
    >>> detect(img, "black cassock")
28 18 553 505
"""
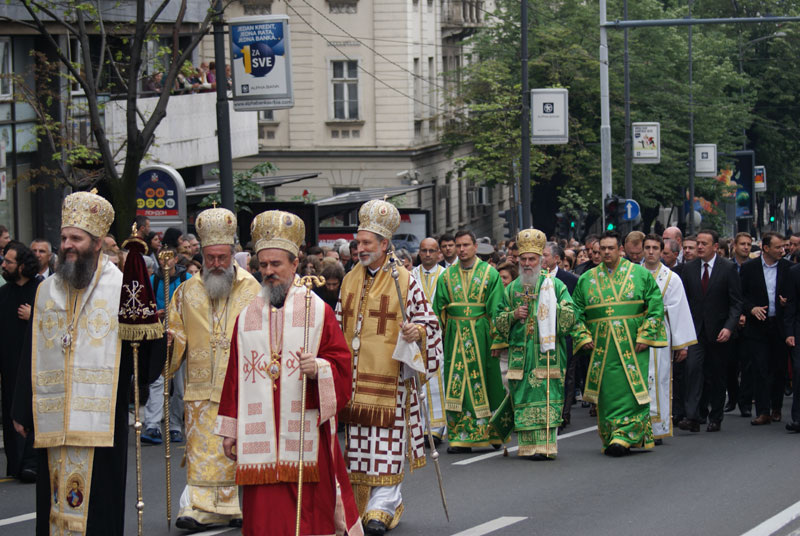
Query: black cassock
0 277 39 477
13 308 137 536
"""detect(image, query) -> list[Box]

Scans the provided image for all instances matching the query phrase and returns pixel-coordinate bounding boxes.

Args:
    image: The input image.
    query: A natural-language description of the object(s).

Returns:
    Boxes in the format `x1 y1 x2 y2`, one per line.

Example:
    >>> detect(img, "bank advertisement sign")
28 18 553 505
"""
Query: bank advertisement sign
229 15 294 111
531 88 568 145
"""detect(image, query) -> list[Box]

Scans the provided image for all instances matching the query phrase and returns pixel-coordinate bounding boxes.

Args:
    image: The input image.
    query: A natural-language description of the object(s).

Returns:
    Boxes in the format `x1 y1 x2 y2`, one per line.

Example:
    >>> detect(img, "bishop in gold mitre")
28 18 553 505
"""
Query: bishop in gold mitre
167 207 260 530
491 228 591 459
12 190 143 535
214 210 362 536
336 199 443 535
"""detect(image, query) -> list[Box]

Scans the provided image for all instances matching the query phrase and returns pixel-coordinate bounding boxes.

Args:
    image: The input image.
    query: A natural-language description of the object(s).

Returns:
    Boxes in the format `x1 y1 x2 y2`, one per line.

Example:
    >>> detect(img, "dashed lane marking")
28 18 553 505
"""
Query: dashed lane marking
451 425 597 466
450 516 528 536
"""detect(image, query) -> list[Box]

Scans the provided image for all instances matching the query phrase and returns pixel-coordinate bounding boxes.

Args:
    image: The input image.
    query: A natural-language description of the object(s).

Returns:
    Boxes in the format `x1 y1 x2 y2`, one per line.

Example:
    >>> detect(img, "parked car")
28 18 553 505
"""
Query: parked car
392 233 420 254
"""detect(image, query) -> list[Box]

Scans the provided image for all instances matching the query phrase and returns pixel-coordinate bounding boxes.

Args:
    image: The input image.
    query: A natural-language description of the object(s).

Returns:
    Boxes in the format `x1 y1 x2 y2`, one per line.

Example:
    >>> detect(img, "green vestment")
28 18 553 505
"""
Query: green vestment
572 258 668 452
492 273 592 456
432 259 506 447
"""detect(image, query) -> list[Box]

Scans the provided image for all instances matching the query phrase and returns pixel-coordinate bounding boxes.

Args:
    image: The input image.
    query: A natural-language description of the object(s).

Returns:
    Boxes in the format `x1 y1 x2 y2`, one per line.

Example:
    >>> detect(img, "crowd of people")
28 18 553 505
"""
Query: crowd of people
1 196 799 536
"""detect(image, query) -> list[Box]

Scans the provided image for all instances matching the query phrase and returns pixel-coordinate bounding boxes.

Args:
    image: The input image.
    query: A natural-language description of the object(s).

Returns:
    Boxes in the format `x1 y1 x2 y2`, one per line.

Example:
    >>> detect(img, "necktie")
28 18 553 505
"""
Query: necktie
702 263 710 294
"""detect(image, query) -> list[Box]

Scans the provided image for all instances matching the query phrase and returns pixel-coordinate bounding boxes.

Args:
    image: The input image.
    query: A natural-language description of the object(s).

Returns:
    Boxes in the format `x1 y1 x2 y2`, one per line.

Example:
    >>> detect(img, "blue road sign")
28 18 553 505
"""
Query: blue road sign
622 199 640 222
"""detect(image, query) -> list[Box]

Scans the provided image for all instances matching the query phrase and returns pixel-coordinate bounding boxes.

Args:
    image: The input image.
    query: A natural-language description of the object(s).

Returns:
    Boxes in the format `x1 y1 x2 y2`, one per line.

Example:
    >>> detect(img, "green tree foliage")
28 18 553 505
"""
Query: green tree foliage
446 0 800 232
199 161 278 214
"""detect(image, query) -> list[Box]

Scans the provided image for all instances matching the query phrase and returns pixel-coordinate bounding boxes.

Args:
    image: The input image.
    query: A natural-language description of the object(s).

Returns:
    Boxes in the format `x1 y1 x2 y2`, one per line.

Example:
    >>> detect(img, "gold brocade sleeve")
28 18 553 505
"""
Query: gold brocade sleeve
635 268 669 348
491 283 513 350
168 283 187 375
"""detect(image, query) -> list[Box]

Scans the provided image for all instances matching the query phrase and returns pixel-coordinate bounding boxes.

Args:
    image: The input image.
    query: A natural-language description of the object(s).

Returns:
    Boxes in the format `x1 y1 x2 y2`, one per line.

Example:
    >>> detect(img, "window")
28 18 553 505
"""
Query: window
0 39 11 98
329 1 357 13
258 109 275 122
242 1 272 15
331 60 359 120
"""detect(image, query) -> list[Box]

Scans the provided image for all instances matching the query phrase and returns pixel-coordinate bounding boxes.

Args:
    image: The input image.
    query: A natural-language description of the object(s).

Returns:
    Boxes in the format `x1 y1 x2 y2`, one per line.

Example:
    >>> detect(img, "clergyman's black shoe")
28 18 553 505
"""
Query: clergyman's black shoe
604 443 630 457
175 516 211 531
786 422 800 433
18 468 37 483
229 518 243 528
365 519 387 536
724 401 737 412
446 446 472 454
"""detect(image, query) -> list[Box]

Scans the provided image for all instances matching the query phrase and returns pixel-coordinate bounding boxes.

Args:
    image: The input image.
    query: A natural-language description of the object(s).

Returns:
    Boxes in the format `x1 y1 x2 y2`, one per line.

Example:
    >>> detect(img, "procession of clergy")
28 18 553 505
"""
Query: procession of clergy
13 190 703 536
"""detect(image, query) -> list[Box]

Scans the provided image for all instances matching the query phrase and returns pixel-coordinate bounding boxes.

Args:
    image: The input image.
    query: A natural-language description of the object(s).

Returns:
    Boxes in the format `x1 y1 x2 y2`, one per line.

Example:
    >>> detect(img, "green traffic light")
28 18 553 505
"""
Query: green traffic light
570 221 576 228
770 216 776 222
606 223 615 231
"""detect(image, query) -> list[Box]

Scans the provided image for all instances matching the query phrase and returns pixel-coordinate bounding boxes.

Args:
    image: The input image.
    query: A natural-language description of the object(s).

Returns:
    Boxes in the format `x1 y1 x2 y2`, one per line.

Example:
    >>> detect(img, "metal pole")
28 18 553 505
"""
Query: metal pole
623 0 632 202
520 0 532 229
213 0 235 212
600 0 612 225
688 0 695 235
602 15 800 28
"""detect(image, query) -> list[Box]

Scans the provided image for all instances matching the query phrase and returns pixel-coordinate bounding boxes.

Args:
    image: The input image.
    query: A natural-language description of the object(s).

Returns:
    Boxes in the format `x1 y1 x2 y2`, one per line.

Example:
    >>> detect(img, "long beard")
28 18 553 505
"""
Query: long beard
1 267 18 282
261 277 291 308
202 263 235 300
520 266 540 287
56 247 98 289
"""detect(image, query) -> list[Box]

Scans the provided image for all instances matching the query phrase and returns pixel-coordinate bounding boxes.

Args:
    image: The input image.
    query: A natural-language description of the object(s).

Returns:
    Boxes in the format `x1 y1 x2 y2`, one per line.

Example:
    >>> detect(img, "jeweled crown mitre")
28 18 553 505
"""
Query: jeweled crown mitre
358 199 400 239
61 189 114 238
195 207 237 247
251 210 305 256
516 228 546 256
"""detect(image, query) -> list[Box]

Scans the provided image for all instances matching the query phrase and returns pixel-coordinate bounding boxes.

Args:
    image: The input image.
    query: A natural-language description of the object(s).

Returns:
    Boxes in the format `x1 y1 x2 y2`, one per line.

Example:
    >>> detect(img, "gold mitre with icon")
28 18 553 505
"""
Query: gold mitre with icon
517 228 546 256
251 210 305 256
358 199 400 239
61 189 115 238
196 207 237 247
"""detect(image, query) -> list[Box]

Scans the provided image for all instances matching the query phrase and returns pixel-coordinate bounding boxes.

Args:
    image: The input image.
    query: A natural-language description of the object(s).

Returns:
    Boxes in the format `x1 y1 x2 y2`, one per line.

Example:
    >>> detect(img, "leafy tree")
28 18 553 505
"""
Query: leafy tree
199 161 277 214
3 1 225 237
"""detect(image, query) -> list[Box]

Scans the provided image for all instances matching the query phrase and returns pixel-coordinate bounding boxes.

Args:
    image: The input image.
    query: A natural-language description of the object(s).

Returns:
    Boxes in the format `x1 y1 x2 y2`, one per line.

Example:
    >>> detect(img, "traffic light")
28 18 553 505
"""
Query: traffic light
555 212 570 238
499 209 515 238
604 195 625 231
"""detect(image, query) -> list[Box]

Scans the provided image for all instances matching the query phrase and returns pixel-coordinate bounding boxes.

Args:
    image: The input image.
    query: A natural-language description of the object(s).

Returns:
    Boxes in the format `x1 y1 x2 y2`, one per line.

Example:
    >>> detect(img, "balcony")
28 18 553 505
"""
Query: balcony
103 92 258 171
442 1 485 33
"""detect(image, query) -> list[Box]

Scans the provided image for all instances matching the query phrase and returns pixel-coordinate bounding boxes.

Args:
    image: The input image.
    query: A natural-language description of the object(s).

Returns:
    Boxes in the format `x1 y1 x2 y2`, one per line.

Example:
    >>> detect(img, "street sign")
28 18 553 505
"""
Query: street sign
754 165 767 192
695 144 717 177
632 122 660 164
622 199 640 222
229 15 294 111
531 88 568 144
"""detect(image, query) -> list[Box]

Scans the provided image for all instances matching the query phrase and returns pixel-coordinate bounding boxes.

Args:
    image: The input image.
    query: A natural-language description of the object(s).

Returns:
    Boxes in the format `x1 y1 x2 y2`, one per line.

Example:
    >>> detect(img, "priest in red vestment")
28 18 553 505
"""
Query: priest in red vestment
215 210 362 536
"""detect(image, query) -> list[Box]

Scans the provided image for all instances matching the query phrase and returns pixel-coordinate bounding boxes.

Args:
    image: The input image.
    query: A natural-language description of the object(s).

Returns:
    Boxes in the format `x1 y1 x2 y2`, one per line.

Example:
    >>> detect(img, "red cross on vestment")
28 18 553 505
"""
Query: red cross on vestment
341 293 356 329
368 295 398 335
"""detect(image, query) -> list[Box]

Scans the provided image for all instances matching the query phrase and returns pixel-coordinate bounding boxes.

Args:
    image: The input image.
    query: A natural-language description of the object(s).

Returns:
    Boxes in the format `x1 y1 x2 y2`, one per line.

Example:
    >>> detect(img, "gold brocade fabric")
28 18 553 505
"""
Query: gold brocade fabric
182 400 241 516
168 266 260 403
338 260 408 428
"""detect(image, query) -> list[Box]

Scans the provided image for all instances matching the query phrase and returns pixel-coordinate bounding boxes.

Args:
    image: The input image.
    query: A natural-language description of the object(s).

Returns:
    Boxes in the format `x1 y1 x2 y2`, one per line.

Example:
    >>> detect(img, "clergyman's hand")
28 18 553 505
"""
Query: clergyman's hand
298 348 318 379
635 343 648 353
514 305 529 321
17 304 31 321
223 437 237 461
401 322 422 343
13 420 27 439
674 348 688 362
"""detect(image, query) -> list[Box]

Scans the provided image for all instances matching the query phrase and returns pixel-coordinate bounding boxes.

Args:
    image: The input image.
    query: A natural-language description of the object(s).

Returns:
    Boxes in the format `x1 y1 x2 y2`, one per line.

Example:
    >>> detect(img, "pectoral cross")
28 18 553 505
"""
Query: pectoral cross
368 295 397 336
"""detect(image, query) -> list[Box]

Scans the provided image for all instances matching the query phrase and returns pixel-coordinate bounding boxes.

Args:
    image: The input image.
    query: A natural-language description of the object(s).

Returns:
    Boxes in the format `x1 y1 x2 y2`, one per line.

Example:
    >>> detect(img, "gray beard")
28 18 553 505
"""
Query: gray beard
202 263 235 300
261 279 290 308
520 266 540 287
359 250 382 267
56 248 98 290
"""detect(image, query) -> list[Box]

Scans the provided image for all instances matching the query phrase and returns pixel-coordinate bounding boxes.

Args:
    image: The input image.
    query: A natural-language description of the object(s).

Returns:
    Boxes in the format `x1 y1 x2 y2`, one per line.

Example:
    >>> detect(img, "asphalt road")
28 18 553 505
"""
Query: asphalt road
2 396 799 536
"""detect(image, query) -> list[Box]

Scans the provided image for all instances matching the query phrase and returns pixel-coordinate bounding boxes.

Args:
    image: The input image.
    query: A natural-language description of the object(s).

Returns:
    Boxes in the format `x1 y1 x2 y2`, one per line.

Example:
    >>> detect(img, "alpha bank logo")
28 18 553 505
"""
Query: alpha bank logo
241 84 250 94
543 102 555 114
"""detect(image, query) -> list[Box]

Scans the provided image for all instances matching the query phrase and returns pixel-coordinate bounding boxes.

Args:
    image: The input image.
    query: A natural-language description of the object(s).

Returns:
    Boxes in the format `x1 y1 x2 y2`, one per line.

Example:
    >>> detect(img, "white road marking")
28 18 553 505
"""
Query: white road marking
741 498 800 536
450 516 527 536
452 425 597 466
0 512 36 527
195 529 237 536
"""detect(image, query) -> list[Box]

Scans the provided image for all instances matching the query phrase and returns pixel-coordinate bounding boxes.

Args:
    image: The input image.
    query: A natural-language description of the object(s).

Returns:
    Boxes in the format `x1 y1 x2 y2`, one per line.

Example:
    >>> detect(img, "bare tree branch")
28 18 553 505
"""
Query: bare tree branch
25 0 80 36
143 0 174 38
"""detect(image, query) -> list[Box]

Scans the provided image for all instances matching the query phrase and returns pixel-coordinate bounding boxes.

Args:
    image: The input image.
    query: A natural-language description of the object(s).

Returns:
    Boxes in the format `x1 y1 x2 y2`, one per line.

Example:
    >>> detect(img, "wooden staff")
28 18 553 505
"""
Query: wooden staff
293 274 325 536
158 250 175 529
388 253 449 522
131 342 145 536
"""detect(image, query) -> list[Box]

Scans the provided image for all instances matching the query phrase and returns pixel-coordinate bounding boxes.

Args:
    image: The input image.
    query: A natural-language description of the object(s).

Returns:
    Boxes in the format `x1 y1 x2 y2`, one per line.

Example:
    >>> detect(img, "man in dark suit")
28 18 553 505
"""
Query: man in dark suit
742 231 791 426
542 242 580 428
728 232 753 416
679 229 742 432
